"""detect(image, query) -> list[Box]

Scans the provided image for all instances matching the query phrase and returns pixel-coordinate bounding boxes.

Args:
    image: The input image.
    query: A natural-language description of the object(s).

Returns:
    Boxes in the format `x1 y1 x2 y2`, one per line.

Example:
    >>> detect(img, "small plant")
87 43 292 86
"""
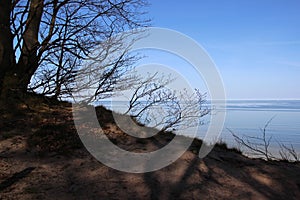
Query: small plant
228 116 299 162
217 140 228 149
228 117 276 161
216 140 242 154
278 143 299 162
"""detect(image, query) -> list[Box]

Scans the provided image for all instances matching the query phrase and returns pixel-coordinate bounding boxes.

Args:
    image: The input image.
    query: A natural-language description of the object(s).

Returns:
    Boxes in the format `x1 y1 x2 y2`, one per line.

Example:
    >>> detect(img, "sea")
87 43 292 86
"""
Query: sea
204 100 300 158
95 100 300 158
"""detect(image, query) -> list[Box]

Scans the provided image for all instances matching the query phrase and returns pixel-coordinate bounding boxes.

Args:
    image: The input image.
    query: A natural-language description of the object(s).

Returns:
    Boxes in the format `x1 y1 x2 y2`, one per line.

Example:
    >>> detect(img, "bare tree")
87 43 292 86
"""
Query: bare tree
228 117 276 161
0 0 149 100
123 73 210 132
124 72 173 116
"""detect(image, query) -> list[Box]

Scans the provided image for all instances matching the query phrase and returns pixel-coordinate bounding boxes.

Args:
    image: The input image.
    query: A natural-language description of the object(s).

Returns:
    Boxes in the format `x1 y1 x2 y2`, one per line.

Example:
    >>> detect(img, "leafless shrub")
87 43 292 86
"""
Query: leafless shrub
228 117 276 161
124 73 210 132
278 143 299 162
229 116 299 162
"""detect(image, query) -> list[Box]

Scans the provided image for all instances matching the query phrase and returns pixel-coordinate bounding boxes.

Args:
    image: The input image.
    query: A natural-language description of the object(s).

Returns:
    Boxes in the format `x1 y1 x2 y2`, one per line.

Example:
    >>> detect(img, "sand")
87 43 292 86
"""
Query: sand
1 99 300 200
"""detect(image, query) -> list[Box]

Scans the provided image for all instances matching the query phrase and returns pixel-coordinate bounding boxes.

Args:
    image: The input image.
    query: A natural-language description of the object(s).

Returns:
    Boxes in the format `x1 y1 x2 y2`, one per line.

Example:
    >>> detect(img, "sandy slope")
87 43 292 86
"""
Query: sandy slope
1 99 300 200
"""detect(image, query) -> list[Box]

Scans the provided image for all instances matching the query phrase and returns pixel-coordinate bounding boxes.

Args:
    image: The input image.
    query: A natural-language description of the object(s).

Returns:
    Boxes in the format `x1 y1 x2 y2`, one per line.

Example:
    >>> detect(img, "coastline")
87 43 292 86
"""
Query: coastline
1 96 300 199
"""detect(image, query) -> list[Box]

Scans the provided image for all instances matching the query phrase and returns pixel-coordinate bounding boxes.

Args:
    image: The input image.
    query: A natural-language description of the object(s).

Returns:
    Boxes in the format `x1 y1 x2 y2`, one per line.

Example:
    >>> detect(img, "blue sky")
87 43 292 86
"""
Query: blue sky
145 0 300 99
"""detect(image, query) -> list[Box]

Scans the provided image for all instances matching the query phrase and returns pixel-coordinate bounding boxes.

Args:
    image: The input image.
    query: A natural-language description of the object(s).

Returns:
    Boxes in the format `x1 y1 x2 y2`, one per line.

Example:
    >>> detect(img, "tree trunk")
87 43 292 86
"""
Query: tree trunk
1 0 44 98
16 0 44 91
0 0 15 97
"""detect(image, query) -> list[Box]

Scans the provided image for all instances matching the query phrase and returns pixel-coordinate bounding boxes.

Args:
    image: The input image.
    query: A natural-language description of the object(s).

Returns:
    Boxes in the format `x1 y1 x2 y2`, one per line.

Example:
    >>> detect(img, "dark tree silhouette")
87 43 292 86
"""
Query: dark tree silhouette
123 73 210 132
0 0 149 99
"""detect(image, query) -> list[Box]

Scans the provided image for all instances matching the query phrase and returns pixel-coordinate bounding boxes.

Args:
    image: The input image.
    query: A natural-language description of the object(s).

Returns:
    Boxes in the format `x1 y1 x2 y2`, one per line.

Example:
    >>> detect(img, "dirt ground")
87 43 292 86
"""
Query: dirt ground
1 98 300 200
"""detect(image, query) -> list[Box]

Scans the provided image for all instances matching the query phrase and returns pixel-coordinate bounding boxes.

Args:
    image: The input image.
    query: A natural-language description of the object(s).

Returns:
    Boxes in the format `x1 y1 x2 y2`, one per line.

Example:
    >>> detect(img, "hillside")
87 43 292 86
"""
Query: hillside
1 95 300 200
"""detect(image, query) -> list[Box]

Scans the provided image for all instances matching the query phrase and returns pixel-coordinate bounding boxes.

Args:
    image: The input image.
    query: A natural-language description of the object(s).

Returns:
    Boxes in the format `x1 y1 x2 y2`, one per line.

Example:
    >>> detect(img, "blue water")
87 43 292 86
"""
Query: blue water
199 100 300 157
96 100 300 158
